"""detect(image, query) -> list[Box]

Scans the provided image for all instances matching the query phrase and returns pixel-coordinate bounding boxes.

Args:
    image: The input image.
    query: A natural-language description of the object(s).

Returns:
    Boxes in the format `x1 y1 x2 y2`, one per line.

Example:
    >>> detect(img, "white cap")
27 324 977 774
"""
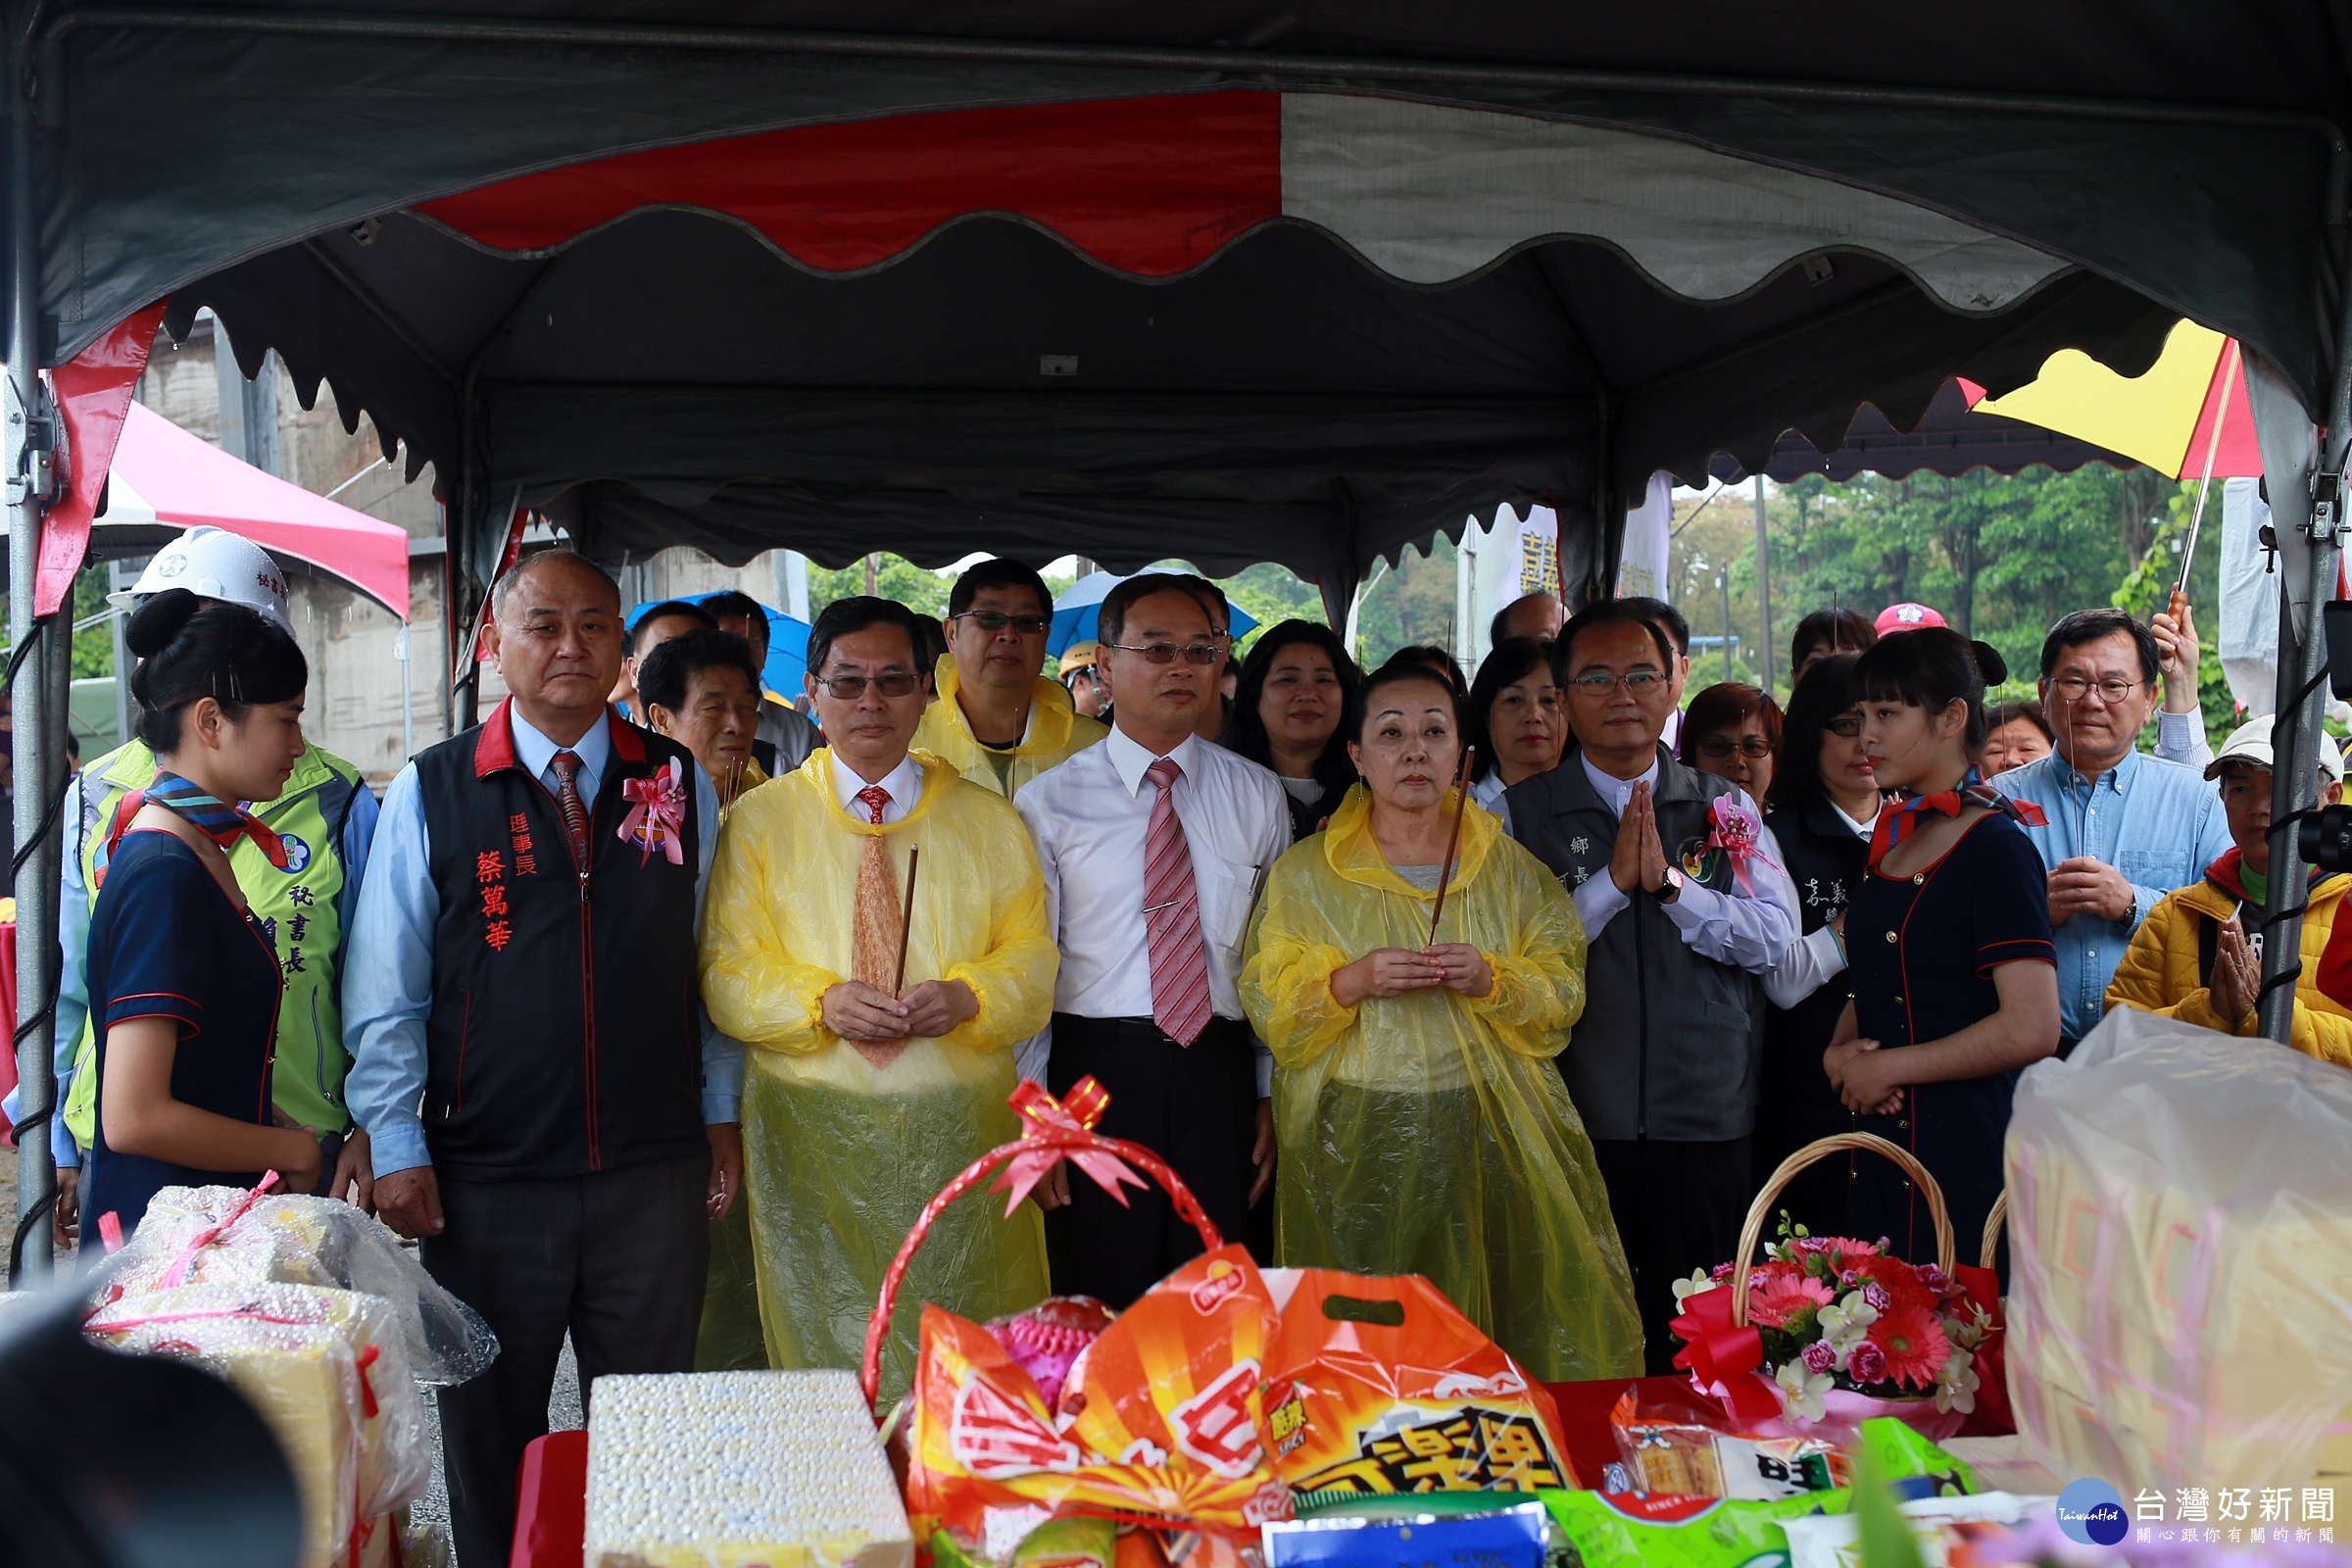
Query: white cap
107 525 292 634
2204 714 2344 783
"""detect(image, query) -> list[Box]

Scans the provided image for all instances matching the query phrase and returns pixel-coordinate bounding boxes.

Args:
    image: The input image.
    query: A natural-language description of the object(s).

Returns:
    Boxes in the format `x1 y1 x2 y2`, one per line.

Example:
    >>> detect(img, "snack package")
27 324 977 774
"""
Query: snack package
906 1246 1294 1555
1780 1492 2044 1568
1260 1270 1575 1506
1542 1487 1839 1568
99 1183 498 1384
1610 1388 1847 1501
85 1281 430 1568
1262 1500 1549 1568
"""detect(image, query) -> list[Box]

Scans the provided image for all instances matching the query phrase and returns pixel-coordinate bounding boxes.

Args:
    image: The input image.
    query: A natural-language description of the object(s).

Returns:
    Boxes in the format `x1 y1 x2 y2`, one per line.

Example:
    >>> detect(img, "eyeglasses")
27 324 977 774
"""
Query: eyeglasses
1828 714 1864 738
810 670 923 699
1105 640 1227 666
950 610 1051 636
1698 735 1773 760
2049 676 2142 703
1567 669 1669 696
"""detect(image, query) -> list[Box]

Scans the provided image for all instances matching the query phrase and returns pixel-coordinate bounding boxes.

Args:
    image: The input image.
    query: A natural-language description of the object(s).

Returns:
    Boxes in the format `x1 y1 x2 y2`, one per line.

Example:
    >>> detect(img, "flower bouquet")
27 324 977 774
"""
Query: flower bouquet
1668 1132 1998 1445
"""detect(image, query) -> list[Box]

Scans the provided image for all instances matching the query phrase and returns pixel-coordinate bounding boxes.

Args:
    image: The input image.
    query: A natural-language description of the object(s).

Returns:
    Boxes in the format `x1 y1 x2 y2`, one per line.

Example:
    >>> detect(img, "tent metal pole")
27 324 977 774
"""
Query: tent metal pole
5 13 59 1278
33 6 2351 195
2255 288 2352 1045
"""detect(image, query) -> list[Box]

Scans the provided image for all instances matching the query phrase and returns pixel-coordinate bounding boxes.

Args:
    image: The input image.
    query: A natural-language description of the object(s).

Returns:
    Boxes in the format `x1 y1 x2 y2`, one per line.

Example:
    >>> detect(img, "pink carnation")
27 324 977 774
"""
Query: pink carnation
1800 1340 1838 1375
1847 1342 1888 1384
1747 1272 1836 1329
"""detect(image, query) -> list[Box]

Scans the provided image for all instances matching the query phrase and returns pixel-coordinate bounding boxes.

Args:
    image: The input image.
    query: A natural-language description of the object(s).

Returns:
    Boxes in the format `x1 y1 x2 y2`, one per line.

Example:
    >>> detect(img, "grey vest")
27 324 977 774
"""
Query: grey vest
1505 747 1765 1143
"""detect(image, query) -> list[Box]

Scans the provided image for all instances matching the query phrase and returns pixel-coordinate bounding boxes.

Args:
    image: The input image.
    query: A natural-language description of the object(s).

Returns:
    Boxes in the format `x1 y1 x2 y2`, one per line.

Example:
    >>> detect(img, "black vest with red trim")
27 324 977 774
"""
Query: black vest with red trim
412 699 707 1180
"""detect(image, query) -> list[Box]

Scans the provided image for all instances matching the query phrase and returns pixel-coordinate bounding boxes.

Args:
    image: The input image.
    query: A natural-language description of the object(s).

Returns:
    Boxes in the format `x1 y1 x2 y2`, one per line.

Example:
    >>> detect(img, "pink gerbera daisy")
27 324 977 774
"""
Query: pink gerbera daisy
1746 1272 1836 1329
1867 1301 1953 1391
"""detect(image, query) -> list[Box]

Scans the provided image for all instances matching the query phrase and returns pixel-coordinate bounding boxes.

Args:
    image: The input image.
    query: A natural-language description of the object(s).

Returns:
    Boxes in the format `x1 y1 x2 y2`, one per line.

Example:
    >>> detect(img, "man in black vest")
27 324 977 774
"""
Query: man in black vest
1506 600 1797 1372
344 550 743 1565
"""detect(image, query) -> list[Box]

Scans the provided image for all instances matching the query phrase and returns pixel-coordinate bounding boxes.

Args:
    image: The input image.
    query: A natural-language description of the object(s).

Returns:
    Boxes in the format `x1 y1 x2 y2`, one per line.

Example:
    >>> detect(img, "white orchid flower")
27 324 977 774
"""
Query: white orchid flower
1776 1358 1833 1423
1671 1269 1717 1309
1934 1351 1981 1415
1817 1295 1879 1348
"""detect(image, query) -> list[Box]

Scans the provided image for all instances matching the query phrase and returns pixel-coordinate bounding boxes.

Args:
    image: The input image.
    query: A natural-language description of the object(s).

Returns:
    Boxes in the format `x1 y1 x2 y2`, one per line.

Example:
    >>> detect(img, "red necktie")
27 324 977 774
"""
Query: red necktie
1144 759 1214 1046
551 750 591 866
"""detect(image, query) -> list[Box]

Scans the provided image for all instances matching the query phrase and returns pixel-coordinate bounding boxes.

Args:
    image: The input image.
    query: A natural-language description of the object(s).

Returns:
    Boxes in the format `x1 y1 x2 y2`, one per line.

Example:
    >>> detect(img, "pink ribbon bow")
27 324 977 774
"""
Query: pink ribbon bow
1705 794 1783 897
987 1077 1148 1216
617 757 688 866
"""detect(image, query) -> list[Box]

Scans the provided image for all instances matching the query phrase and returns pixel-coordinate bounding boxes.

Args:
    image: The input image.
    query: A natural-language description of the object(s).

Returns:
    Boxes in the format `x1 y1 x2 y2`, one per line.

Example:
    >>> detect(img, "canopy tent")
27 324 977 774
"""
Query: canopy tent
12 1 2352 1260
1710 379 2138 485
36 401 413 617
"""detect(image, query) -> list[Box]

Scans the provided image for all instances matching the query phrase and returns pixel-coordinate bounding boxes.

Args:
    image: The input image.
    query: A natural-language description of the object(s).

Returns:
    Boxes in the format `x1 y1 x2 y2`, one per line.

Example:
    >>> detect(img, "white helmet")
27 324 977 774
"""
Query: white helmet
108 525 293 633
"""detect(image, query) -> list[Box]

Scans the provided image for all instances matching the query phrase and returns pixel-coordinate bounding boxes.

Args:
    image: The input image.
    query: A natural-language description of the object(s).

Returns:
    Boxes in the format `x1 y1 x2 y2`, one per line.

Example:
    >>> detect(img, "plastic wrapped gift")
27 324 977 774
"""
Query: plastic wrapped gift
99 1182 498 1384
2007 1005 2352 1489
585 1368 913 1568
85 1281 431 1568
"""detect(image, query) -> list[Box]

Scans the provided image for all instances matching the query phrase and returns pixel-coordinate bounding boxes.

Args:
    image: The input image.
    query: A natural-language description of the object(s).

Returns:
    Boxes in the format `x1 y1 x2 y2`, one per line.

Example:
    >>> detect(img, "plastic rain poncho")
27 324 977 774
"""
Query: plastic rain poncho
1240 786 1642 1382
701 750 1056 1400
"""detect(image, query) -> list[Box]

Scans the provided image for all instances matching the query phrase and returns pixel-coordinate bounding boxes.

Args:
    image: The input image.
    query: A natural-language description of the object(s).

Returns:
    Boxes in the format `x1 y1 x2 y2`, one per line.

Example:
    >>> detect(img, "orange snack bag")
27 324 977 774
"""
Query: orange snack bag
906 1246 1295 1551
1261 1270 1579 1507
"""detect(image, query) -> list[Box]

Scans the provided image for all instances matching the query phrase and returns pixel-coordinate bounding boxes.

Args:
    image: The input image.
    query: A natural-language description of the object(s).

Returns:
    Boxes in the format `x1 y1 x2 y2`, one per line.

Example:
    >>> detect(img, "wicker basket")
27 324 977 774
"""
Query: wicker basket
1730 1131 1956 1328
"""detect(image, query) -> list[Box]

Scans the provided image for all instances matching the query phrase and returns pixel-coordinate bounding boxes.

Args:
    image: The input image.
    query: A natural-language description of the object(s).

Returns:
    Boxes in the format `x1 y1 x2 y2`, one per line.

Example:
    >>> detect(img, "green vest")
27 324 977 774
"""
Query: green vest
63 740 367 1144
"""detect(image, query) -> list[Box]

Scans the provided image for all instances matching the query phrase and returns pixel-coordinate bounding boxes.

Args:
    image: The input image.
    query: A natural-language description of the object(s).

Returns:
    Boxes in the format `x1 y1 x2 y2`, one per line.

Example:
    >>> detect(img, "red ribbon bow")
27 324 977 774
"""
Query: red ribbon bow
989 1077 1148 1216
616 757 689 866
1868 785 2047 868
1668 1281 1784 1425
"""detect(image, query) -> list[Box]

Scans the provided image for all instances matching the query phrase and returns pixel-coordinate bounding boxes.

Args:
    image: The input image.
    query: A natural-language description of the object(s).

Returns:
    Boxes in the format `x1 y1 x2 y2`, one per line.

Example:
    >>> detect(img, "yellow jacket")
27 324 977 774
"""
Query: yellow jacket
911 657 1107 798
700 749 1056 1395
2103 851 2352 1068
1240 787 1642 1381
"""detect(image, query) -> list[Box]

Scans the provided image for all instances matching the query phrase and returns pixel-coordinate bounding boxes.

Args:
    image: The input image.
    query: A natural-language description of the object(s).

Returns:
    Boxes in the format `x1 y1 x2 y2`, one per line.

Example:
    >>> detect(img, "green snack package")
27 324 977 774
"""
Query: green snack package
1541 1488 1839 1568
929 1513 1118 1568
1853 1421 1979 1502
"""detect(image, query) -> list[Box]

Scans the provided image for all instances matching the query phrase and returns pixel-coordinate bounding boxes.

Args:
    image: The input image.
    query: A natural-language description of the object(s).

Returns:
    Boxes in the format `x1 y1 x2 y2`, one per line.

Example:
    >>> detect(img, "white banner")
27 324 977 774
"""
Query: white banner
2219 476 2278 715
1616 470 1674 602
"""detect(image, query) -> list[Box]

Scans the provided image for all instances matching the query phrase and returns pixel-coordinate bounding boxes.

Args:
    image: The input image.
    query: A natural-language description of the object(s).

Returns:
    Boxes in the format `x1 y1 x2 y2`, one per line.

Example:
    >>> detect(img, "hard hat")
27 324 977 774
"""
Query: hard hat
108 525 293 634
1059 641 1100 677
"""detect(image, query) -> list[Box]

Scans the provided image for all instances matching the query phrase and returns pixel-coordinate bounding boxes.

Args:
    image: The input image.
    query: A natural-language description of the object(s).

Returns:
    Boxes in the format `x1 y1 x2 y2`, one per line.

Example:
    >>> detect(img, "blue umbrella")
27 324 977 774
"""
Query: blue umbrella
1049 570 1257 658
625 592 810 701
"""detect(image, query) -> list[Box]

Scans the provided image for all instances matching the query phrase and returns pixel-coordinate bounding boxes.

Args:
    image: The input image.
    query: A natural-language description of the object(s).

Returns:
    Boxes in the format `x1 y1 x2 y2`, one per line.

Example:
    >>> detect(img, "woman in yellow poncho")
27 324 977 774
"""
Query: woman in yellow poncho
1241 658 1642 1381
701 599 1057 1399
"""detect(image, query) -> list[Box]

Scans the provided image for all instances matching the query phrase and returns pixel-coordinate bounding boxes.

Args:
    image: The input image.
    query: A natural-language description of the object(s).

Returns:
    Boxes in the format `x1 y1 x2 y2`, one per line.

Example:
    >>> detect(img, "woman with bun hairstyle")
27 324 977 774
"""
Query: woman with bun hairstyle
1828 629 2061 1272
80 589 323 1234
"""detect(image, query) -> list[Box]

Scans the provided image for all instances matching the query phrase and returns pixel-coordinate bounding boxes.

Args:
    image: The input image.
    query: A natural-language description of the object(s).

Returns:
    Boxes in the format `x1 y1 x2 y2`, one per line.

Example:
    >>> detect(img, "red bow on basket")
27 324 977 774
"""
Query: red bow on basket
989 1078 1147 1215
1669 1278 1785 1425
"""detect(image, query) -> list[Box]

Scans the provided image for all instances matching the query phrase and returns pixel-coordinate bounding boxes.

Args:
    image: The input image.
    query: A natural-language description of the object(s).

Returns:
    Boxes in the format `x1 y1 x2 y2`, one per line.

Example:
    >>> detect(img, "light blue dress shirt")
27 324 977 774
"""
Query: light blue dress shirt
1990 746 2232 1040
46 765 380 1167
342 708 742 1179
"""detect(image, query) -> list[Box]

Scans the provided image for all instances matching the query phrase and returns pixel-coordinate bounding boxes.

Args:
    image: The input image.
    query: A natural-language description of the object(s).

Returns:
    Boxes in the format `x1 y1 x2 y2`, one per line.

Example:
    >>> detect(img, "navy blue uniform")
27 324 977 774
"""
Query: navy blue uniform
1846 812 2053 1271
84 830 282 1233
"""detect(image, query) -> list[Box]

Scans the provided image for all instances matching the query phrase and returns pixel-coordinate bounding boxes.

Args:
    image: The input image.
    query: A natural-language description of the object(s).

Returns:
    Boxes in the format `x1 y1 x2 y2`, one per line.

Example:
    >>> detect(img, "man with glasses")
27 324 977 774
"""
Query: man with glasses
1014 574 1290 1303
700 596 1056 1392
705 590 820 776
1988 608 2231 1054
1507 600 1798 1371
915 558 1107 798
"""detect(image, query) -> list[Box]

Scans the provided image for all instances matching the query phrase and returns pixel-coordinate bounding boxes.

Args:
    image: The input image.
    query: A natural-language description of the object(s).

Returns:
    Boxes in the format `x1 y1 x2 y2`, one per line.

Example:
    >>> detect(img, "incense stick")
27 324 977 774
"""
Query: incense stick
894 846 921 997
1426 748 1477 946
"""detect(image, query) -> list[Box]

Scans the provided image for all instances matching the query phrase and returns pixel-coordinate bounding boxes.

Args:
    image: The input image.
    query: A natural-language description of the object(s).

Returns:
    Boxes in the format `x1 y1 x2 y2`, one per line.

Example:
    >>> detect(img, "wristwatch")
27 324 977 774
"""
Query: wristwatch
1658 866 1687 905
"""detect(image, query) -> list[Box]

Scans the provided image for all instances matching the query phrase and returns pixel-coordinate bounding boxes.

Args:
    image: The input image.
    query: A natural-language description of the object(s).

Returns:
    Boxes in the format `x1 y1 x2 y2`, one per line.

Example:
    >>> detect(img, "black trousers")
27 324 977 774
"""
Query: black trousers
1592 1136 1752 1376
421 1152 710 1568
1045 1014 1256 1308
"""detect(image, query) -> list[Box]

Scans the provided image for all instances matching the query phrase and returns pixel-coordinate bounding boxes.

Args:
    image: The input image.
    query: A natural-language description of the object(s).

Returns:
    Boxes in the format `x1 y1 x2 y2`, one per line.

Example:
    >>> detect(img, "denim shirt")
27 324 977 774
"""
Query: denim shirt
1989 747 2232 1040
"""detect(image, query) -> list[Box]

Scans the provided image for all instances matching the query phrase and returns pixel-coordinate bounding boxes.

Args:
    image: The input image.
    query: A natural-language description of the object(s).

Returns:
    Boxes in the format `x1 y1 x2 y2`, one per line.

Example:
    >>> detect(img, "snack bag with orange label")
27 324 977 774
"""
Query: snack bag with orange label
1261 1269 1578 1508
906 1245 1295 1558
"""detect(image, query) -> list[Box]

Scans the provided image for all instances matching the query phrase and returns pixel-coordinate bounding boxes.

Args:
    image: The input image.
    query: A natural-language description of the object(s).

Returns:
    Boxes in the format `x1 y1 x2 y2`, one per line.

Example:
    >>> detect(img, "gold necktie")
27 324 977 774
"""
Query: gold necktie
851 785 905 1003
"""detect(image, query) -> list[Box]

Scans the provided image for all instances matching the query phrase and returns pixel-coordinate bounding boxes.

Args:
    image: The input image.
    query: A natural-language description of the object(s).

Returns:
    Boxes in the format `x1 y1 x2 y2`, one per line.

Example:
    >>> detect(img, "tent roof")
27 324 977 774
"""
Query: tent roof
24 2 2343 600
1711 380 2138 485
87 404 413 617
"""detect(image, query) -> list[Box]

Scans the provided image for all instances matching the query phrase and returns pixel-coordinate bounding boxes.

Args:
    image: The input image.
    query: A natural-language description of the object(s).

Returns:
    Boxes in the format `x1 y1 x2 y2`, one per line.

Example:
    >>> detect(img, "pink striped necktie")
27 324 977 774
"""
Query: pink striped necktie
1143 758 1214 1047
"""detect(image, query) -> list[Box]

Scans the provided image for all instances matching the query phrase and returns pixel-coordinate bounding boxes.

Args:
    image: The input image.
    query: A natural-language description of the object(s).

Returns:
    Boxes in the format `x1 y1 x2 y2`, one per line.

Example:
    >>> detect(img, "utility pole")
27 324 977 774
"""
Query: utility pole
1720 567 1733 682
1753 475 1773 692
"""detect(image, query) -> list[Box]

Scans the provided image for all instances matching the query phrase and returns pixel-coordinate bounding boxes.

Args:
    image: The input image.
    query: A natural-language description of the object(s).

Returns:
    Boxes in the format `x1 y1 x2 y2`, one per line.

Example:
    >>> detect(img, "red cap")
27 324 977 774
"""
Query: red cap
1875 602 1948 634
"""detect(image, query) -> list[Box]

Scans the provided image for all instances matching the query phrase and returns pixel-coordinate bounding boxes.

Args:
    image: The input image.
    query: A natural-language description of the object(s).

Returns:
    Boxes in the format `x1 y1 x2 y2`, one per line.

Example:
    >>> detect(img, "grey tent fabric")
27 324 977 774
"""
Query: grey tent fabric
1710 380 2134 484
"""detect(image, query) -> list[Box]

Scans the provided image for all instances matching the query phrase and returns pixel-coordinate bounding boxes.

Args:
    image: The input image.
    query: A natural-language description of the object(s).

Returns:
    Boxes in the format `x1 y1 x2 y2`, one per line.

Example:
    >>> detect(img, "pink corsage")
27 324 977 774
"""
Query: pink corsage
1704 793 1781 896
616 757 688 866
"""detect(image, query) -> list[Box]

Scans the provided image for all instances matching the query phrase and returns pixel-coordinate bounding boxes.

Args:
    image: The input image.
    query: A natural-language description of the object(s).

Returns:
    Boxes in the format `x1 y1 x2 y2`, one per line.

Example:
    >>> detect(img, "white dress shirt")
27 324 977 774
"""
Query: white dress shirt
1470 768 1513 834
1014 726 1291 1091
1566 750 1798 975
828 751 925 824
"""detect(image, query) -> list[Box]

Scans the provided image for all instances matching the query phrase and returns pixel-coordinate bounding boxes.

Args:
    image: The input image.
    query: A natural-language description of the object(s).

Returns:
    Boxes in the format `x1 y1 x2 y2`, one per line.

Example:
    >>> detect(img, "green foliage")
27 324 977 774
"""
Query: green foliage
0 568 119 679
805 554 952 620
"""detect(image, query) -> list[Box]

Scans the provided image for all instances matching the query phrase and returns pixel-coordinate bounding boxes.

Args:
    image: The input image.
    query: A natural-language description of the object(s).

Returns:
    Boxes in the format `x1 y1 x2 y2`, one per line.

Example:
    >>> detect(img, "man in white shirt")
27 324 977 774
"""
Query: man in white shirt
1506 599 1798 1372
1016 574 1290 1305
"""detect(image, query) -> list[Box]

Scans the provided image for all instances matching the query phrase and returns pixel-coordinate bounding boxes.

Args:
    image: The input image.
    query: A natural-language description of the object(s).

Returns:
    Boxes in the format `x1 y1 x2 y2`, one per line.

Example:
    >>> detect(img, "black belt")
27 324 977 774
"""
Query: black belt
1051 1013 1249 1050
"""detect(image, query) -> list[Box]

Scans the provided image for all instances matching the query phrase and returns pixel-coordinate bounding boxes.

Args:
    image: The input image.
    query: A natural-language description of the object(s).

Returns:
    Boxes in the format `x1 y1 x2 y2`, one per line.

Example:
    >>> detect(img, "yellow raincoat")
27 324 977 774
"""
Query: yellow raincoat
911 658 1108 798
700 749 1057 1398
1240 788 1642 1382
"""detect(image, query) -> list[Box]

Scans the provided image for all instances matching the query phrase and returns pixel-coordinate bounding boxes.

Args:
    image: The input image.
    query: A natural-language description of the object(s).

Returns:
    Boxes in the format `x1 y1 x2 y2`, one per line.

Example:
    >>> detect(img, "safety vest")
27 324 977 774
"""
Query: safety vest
64 740 367 1144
